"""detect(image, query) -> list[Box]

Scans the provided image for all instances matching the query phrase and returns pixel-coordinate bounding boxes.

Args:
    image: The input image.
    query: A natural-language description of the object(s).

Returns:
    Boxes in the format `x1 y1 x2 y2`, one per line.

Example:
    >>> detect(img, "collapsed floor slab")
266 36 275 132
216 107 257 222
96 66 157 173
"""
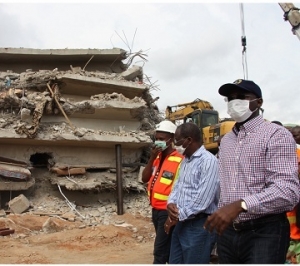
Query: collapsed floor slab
0 47 161 194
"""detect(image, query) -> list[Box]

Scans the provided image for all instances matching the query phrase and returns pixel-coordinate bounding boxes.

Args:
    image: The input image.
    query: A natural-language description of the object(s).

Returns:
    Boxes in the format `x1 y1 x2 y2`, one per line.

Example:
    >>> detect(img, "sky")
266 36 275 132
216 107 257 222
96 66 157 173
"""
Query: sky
0 1 300 125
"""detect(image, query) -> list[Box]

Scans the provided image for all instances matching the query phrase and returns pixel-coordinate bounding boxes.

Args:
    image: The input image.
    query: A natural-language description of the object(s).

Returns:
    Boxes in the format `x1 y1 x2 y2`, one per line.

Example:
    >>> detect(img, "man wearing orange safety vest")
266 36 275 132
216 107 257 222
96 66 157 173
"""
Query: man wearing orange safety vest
286 126 300 264
142 120 184 264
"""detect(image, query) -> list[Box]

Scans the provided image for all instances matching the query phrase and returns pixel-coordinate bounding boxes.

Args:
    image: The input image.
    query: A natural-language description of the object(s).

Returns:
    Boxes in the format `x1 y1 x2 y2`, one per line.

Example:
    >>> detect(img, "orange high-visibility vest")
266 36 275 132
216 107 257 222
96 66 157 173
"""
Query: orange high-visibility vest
287 207 300 240
297 148 300 165
286 148 300 240
147 150 183 210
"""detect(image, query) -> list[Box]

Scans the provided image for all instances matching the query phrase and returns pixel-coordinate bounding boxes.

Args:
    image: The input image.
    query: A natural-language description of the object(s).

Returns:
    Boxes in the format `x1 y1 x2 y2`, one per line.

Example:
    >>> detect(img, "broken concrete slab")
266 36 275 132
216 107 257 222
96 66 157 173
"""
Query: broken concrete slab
0 163 31 181
58 73 147 99
0 47 161 193
120 65 143 82
0 177 35 191
50 170 146 192
42 217 62 233
0 209 6 217
0 47 127 73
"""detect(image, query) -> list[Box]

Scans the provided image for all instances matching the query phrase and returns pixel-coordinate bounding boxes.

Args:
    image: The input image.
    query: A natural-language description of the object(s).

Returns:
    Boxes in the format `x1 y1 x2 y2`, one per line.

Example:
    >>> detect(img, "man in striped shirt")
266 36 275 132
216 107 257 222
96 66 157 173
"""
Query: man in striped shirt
204 79 300 264
166 122 219 264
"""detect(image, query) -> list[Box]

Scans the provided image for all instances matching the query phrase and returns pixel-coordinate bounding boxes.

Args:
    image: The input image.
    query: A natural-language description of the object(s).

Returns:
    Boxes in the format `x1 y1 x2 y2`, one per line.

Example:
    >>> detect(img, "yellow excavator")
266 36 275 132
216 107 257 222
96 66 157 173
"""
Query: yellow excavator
165 98 235 154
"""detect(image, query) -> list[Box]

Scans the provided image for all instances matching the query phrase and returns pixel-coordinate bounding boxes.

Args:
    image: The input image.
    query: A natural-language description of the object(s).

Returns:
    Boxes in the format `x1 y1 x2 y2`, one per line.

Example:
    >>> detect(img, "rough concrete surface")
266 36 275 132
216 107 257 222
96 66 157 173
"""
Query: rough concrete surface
0 47 162 193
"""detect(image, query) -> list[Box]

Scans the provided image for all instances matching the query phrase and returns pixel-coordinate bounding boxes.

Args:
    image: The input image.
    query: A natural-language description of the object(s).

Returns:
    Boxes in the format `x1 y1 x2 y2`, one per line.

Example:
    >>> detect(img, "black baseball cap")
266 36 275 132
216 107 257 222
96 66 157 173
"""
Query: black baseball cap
218 79 262 98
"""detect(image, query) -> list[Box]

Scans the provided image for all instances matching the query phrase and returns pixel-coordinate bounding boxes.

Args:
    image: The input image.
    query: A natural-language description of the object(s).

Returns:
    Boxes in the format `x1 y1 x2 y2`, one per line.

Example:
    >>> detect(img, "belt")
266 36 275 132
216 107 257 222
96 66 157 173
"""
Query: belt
185 212 209 221
232 213 286 231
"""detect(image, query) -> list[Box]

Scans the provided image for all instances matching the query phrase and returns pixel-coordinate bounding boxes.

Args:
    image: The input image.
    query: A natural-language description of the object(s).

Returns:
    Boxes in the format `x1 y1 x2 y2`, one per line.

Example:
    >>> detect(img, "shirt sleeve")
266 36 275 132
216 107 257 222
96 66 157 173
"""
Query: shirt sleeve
245 128 300 213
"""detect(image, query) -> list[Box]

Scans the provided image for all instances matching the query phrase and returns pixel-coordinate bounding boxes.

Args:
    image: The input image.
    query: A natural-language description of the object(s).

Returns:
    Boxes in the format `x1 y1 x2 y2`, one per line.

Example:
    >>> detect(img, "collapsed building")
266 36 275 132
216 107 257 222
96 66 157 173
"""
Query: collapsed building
0 47 162 205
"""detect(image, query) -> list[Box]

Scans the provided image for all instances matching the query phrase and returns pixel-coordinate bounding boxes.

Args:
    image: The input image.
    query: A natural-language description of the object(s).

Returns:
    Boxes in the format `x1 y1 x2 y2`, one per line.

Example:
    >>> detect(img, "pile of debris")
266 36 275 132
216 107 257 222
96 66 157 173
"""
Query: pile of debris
0 47 162 203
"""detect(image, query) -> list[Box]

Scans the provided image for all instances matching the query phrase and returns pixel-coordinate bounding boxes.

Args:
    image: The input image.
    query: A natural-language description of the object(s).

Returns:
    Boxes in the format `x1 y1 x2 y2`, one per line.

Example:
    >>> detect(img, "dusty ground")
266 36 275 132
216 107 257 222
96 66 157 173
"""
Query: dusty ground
0 212 155 264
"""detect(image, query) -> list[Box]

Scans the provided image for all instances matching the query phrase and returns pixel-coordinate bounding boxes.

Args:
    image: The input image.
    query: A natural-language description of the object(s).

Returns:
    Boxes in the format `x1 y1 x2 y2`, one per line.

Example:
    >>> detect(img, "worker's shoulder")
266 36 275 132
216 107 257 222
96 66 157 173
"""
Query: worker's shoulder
261 120 292 136
259 121 295 146
202 147 218 162
170 150 184 159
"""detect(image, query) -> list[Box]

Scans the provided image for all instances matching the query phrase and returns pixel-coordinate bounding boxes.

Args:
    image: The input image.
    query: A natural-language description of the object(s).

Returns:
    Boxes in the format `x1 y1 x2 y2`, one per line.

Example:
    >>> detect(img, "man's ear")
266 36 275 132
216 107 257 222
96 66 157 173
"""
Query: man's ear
258 98 263 107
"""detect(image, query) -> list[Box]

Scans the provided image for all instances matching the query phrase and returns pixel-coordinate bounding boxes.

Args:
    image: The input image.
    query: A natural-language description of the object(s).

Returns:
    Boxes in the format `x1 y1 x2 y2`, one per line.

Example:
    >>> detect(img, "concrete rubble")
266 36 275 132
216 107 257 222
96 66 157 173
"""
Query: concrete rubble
0 47 162 199
8 194 30 214
0 190 152 229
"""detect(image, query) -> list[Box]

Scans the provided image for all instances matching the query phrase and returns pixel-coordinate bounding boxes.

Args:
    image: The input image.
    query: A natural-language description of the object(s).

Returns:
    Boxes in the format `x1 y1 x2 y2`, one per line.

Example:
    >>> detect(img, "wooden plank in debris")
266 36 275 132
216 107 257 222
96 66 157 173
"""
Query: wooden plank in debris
0 163 31 181
46 82 75 130
51 167 86 176
29 212 63 216
0 228 15 236
0 229 15 236
0 156 28 167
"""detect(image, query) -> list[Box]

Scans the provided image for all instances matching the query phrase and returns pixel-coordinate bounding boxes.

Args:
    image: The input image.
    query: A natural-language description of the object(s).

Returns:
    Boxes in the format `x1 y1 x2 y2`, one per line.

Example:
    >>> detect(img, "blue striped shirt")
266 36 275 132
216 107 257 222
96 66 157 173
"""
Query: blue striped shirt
218 115 300 222
168 145 219 221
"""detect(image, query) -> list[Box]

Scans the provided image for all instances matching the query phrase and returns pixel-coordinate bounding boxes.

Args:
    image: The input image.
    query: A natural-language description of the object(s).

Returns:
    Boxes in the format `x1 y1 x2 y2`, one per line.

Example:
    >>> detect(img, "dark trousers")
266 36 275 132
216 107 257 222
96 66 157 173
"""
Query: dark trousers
152 208 173 264
217 213 290 264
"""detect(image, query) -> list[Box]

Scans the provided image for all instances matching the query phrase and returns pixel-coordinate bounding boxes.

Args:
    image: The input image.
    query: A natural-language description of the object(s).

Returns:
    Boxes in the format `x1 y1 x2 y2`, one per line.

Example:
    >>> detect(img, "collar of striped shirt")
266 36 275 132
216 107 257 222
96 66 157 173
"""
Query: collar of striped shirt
184 145 205 161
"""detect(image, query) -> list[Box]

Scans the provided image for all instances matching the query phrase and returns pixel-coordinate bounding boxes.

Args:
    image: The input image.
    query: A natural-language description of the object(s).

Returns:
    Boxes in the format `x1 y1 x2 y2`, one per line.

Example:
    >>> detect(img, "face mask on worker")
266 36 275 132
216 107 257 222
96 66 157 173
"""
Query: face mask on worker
175 145 185 154
154 138 171 151
175 139 189 155
227 99 258 123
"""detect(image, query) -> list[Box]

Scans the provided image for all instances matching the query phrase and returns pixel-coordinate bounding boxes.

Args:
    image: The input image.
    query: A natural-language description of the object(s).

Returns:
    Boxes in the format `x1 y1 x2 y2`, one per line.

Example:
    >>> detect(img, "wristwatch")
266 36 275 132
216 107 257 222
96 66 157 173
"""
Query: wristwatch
241 201 248 212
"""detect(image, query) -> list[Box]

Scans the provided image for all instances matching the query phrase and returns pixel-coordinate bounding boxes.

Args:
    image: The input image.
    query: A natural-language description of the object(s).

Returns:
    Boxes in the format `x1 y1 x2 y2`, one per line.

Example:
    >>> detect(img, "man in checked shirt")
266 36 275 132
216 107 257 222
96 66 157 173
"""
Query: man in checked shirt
204 79 300 264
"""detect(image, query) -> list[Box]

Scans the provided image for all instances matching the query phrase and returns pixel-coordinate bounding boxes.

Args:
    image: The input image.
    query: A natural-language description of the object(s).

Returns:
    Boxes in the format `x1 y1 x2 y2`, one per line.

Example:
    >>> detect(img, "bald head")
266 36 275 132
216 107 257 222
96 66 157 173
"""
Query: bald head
291 126 300 145
177 122 201 143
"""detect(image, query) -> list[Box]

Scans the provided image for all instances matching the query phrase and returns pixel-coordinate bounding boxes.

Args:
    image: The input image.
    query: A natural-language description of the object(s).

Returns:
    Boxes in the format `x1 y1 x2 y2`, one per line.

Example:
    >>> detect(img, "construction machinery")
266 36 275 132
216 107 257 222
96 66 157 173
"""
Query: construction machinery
279 3 300 41
165 99 235 154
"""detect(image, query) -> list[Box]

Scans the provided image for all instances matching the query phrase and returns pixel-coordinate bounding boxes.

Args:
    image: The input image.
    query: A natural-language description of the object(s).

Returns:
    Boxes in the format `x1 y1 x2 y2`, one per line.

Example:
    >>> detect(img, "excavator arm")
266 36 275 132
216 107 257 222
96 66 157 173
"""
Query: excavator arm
279 3 300 40
165 98 215 124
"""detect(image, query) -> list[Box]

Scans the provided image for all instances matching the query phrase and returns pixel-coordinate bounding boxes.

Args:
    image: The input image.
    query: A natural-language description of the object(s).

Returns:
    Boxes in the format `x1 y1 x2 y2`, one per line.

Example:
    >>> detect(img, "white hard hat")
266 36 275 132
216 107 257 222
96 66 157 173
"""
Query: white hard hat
155 120 177 134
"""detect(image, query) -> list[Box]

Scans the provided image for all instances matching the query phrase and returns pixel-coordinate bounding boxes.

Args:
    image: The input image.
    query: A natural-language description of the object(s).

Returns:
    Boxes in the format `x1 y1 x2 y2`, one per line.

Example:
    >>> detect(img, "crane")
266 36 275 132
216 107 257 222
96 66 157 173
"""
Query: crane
279 3 300 40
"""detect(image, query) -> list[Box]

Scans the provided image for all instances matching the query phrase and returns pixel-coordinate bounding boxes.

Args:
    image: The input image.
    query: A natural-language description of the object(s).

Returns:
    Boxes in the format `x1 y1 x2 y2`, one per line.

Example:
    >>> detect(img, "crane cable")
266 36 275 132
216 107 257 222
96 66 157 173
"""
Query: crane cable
240 3 248 80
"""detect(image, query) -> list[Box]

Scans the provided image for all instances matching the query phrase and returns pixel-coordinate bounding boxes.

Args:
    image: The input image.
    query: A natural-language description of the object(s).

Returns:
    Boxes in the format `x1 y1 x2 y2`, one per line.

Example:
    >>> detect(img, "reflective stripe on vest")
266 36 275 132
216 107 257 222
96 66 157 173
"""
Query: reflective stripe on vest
160 177 172 185
153 192 169 201
168 156 182 163
288 216 296 224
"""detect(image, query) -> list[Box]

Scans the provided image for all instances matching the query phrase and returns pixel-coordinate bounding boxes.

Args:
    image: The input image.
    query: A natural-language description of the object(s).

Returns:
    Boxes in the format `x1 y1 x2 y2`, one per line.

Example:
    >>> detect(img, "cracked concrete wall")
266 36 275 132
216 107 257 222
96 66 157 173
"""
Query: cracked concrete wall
0 143 143 168
0 47 161 192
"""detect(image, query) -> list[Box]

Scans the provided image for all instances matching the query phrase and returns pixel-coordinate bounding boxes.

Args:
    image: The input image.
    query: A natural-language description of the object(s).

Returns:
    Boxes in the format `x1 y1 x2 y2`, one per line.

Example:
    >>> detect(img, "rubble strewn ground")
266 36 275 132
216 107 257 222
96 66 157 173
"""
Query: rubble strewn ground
0 172 154 264
0 212 155 264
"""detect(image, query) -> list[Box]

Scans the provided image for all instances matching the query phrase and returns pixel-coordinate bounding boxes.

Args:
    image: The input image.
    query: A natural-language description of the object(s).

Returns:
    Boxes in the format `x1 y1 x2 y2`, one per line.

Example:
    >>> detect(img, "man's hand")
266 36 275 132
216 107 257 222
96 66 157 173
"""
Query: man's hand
203 200 244 235
167 203 179 221
141 145 163 183
164 216 178 234
149 145 162 161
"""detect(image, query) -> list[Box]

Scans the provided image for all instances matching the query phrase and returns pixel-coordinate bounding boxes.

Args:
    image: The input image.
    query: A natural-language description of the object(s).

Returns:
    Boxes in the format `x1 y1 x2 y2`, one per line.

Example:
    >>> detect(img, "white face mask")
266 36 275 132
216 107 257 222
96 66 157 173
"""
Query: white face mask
175 139 189 155
227 99 257 123
175 145 186 155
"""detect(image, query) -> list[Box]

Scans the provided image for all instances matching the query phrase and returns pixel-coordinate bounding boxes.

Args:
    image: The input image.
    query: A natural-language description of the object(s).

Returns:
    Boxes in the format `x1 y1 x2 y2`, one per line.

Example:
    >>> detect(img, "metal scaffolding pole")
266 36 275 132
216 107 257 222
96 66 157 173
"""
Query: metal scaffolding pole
115 144 124 215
